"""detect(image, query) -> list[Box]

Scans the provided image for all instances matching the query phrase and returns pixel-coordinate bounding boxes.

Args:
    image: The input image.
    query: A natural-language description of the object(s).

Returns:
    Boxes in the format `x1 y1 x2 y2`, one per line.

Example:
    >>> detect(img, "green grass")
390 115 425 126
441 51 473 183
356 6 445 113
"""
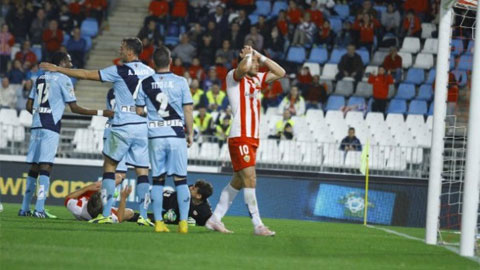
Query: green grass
0 203 478 270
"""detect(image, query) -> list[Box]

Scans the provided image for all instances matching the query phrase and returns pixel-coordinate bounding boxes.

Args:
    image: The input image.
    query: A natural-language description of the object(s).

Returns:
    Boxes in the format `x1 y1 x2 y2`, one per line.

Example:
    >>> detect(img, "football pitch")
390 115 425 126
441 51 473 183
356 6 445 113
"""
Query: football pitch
0 203 478 270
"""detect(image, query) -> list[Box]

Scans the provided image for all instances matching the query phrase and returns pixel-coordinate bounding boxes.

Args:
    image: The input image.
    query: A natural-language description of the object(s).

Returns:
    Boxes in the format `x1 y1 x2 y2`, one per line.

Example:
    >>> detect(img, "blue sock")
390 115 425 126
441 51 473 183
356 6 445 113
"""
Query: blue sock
21 170 38 212
101 172 115 217
136 175 150 219
151 177 165 222
175 180 190 221
34 170 50 212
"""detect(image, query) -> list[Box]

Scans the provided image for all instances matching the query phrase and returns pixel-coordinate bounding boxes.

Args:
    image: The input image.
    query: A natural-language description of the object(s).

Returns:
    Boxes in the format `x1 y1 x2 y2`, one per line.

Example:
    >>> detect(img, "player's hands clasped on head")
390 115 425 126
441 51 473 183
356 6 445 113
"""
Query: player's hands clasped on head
39 62 59 72
239 46 253 59
90 181 102 192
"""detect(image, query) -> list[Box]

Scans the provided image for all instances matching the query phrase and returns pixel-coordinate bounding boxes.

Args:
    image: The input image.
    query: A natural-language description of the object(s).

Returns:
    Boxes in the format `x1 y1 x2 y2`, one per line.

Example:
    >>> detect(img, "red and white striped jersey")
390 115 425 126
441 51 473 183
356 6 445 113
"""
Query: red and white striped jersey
65 191 119 222
226 69 267 139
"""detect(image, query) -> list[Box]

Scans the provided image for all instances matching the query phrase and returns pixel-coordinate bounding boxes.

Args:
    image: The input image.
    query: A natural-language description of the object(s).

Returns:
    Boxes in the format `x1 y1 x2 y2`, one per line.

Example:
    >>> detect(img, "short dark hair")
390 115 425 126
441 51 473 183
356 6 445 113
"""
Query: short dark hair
195 180 213 201
51 51 69 66
86 192 103 219
122 37 143 56
153 45 171 69
349 127 355 132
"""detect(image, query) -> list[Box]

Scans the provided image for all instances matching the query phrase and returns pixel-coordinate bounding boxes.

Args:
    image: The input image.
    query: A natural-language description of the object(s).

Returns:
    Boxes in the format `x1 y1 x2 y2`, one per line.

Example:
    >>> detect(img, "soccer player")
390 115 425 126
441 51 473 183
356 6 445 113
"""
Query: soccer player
19 52 113 218
40 38 155 225
205 46 285 236
135 46 194 233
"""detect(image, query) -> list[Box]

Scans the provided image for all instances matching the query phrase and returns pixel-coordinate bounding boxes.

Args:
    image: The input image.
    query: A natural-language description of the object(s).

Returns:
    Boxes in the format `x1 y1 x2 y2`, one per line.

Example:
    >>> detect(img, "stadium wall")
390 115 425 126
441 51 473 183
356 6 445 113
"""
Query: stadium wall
0 158 429 227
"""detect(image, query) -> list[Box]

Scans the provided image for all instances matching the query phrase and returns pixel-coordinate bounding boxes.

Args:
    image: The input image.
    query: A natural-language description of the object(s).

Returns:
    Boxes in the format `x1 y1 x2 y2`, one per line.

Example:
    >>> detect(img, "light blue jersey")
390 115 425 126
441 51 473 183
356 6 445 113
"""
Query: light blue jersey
135 72 193 139
29 71 76 133
99 61 154 126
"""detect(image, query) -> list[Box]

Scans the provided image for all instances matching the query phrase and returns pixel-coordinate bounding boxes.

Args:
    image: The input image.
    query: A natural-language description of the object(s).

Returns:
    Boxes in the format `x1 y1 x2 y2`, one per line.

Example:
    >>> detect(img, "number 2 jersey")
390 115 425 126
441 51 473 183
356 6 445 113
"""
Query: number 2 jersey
135 72 193 138
28 71 77 133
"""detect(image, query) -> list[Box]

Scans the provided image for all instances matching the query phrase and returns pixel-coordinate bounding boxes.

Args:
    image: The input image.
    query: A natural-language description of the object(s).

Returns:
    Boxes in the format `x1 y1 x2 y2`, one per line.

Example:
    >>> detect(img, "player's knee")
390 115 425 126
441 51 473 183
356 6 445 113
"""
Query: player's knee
39 163 52 173
152 174 166 186
173 177 187 186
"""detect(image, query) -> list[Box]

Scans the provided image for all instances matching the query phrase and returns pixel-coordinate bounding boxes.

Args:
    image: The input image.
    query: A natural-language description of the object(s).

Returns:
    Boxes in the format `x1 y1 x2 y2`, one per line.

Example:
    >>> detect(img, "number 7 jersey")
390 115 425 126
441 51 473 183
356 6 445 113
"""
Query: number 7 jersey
135 72 193 138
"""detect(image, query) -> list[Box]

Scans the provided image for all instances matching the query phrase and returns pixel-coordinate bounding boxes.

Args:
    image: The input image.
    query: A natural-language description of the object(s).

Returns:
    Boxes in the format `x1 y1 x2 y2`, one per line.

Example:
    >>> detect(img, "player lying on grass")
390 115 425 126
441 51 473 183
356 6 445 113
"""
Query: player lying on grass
65 179 213 226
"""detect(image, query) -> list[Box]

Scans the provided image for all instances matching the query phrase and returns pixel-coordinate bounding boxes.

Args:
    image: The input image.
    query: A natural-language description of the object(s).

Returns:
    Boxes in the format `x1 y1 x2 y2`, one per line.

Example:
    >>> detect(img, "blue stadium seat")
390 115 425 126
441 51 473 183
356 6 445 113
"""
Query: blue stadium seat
325 95 345 111
367 97 373 112
62 34 70 46
466 40 474 54
333 5 350 19
428 102 434 115
356 49 369 65
80 18 99 37
347 96 365 107
286 47 306 63
83 36 92 51
457 54 472 71
404 68 425 85
329 48 346 64
452 69 468 86
166 22 180 37
408 100 428 115
451 39 464 55
308 47 328 64
329 17 343 33
425 68 436 84
253 1 271 16
387 99 407 114
395 83 416 100
373 5 387 16
165 36 179 46
450 53 455 70
417 84 433 101
270 1 288 18
248 14 259 25
32 46 42 61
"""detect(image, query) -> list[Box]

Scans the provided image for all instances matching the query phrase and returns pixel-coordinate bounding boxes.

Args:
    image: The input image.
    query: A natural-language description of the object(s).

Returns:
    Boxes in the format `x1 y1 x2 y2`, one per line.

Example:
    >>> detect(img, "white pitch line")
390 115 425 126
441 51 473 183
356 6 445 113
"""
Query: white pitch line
366 225 480 265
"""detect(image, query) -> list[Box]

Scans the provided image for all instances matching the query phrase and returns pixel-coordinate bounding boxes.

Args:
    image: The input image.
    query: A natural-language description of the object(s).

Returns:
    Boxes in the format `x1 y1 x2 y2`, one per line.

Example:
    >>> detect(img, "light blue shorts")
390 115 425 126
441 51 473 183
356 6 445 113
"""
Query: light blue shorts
104 128 129 172
103 123 149 168
26 128 60 164
149 137 187 178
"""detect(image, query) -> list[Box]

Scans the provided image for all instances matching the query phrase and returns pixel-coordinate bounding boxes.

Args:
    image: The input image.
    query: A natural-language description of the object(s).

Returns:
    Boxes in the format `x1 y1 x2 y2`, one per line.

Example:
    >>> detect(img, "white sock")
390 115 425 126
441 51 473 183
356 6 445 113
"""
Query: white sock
212 184 239 221
244 188 263 228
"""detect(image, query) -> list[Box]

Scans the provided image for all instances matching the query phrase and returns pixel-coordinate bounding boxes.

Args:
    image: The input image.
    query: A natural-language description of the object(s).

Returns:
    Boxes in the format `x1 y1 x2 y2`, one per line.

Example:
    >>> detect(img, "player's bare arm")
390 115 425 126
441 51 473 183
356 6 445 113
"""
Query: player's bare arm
136 106 147 117
183 104 194 147
234 46 254 80
253 49 286 83
117 185 133 223
69 102 114 117
66 181 101 200
26 99 33 114
39 62 101 81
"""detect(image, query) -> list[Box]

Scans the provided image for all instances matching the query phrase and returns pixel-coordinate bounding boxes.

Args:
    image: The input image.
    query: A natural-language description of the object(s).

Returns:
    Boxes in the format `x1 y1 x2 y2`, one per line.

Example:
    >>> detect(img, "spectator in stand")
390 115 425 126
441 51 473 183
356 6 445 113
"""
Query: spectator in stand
85 0 107 25
401 10 421 38
404 0 428 18
58 4 74 33
139 38 154 67
198 34 216 67
257 16 271 39
206 21 222 49
190 79 206 108
0 24 13 76
147 0 169 25
368 66 394 114
315 20 336 51
214 56 228 87
356 0 377 18
204 83 228 112
339 128 362 152
16 79 32 112
206 0 224 14
382 46 403 82
244 26 264 52
44 1 59 20
276 11 289 37
29 8 48 45
0 77 15 108
203 67 221 92
172 34 196 65
188 57 206 80
188 23 204 48
336 44 364 83
235 9 250 39
171 58 185 76
304 75 328 110
6 3 29 43
215 40 235 69
66 27 87 68
194 104 214 137
269 109 294 140
214 115 231 148
353 13 378 53
188 0 207 24
264 26 285 61
228 22 243 50
261 80 283 111
43 20 63 61
233 0 255 13
287 0 302 26
8 59 26 85
278 86 306 116
171 0 188 24
69 0 85 25
292 13 316 47
15 40 37 69
138 19 161 46
336 21 353 48
447 72 459 117
210 6 229 36
307 0 325 28
381 3 401 35
296 66 313 93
